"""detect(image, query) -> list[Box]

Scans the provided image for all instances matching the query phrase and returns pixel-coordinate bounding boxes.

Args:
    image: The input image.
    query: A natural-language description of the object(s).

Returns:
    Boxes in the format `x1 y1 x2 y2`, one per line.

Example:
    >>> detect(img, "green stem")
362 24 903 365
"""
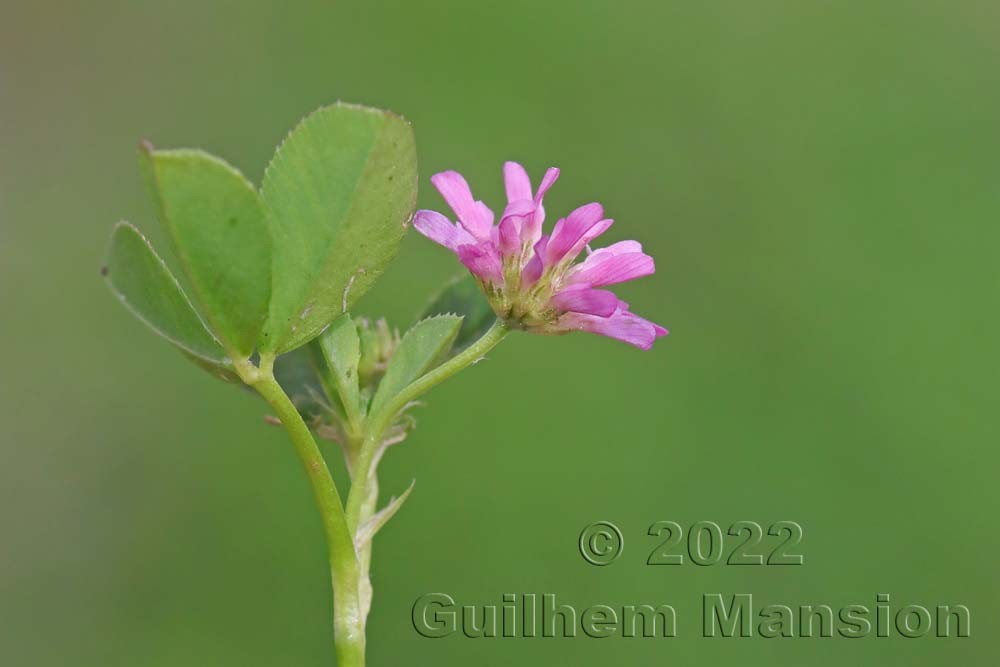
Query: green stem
238 358 365 667
231 318 510 667
345 319 510 532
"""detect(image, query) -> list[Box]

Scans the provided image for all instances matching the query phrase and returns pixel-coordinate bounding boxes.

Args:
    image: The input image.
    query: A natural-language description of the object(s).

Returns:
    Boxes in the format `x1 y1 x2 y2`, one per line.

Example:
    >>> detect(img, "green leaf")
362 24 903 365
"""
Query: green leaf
316 314 363 423
103 222 229 367
141 146 270 357
259 103 417 355
368 315 462 419
420 274 494 354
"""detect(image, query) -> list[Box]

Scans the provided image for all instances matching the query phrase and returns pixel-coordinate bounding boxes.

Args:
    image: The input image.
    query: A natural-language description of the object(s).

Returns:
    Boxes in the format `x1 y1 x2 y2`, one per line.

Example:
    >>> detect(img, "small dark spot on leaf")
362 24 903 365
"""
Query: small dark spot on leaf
228 217 238 227
388 175 394 181
100 265 109 277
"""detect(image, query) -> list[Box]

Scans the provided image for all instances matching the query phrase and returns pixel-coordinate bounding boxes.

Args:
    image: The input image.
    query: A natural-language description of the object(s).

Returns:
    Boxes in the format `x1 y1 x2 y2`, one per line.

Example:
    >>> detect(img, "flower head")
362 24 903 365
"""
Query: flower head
414 162 667 349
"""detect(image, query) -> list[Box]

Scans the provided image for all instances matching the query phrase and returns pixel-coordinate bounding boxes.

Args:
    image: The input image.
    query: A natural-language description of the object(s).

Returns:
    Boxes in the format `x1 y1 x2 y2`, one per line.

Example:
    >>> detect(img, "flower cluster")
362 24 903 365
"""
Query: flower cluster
414 162 667 349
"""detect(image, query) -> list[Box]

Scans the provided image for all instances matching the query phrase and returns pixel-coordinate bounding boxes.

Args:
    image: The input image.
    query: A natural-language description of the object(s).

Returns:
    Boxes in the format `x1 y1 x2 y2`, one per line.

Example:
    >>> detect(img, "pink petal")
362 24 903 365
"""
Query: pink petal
497 200 535 258
456 242 504 285
520 211 543 247
497 217 520 258
521 235 549 288
544 203 609 265
565 251 655 287
588 240 642 256
473 201 495 231
535 167 560 202
520 167 559 245
505 162 561 206
519 204 545 248
571 218 614 258
503 162 533 203
549 284 621 317
557 308 668 350
413 210 476 251
430 171 495 240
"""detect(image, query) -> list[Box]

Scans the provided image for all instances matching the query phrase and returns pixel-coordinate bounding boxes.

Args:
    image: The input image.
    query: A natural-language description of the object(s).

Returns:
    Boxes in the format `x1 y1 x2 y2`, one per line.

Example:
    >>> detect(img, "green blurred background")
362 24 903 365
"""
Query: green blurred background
2 1 997 664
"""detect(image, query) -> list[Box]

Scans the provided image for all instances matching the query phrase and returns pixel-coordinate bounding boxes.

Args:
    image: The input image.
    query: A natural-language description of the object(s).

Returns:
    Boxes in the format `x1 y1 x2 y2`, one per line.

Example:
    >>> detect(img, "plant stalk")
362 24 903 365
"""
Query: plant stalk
240 358 365 666
234 318 509 666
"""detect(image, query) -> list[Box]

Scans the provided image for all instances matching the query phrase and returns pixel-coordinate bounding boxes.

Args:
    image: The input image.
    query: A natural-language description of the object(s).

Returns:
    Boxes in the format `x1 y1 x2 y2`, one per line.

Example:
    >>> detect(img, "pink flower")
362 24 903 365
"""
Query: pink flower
414 162 667 350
